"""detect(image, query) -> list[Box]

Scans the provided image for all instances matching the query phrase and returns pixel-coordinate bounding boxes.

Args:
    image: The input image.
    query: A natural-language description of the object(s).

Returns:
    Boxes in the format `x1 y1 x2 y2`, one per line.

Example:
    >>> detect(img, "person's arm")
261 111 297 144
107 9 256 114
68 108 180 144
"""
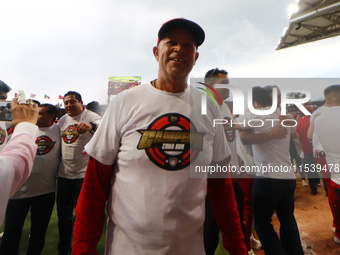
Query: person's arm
77 122 99 134
72 157 113 255
207 158 247 255
239 124 287 145
1 123 38 193
307 113 321 140
0 98 38 224
77 111 101 135
4 98 39 193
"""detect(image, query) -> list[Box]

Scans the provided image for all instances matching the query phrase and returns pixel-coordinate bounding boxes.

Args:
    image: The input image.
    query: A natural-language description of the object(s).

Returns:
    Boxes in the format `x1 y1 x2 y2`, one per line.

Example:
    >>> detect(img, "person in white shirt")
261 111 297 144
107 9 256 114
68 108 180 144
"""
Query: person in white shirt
237 86 303 255
72 18 247 255
57 91 101 255
314 84 340 244
0 98 39 226
0 104 60 255
202 68 248 255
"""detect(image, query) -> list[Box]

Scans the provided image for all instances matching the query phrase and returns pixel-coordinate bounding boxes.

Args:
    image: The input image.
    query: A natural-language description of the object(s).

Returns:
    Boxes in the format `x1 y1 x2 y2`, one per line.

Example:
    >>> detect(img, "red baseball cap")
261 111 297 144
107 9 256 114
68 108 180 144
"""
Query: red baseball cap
157 18 205 47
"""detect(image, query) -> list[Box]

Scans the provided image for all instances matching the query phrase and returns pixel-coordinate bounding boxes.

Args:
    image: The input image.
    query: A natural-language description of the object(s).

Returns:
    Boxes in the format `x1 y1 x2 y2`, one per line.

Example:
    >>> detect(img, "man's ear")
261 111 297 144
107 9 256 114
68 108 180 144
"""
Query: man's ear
153 46 159 62
193 52 199 65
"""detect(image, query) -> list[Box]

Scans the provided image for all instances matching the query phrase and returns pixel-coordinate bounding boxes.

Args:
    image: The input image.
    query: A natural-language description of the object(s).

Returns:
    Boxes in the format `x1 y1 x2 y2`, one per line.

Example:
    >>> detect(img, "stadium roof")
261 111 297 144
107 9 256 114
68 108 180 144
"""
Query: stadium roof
276 0 340 50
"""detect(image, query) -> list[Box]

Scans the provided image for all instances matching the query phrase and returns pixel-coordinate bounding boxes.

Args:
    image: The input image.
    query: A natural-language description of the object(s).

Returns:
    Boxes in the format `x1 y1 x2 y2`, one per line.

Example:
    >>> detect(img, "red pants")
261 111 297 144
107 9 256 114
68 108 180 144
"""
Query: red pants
329 181 340 238
239 177 255 251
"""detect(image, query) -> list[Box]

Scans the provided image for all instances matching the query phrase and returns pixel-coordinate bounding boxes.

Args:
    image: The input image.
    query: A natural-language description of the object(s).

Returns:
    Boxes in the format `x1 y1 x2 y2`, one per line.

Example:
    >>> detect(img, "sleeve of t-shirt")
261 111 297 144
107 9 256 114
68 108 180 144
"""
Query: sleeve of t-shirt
2 122 38 194
0 122 38 225
85 101 121 165
72 157 113 255
207 177 247 255
87 110 101 124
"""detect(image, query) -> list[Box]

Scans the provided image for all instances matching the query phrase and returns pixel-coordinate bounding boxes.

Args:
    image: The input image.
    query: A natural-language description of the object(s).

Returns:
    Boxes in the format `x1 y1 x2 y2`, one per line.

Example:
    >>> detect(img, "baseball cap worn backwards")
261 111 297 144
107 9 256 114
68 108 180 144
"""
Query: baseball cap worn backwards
158 18 205 47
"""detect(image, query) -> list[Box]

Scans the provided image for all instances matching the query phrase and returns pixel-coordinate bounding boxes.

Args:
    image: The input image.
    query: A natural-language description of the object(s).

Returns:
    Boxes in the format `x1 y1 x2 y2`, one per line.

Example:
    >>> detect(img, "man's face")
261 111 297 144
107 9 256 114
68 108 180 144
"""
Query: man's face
153 28 199 80
211 73 230 100
64 95 83 117
0 91 8 101
37 106 54 127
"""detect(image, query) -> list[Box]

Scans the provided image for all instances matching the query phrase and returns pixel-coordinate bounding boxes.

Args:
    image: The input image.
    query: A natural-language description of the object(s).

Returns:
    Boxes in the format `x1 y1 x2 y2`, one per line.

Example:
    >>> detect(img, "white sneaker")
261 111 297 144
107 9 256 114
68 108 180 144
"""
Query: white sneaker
0 232 3 238
248 250 255 255
250 234 262 249
334 236 340 244
332 227 336 233
302 180 308 187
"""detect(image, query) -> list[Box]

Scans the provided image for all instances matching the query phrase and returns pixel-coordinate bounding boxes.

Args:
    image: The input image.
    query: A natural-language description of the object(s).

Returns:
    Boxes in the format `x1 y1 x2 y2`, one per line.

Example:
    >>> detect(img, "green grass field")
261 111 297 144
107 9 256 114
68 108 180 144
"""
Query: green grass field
0 205 106 254
0 205 230 255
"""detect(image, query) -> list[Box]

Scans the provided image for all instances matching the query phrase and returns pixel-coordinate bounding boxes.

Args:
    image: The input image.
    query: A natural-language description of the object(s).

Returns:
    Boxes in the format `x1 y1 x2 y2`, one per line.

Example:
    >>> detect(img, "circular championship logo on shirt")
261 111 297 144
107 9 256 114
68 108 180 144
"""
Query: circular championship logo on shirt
36 135 56 155
62 125 79 144
0 127 6 145
223 116 235 142
137 113 204 171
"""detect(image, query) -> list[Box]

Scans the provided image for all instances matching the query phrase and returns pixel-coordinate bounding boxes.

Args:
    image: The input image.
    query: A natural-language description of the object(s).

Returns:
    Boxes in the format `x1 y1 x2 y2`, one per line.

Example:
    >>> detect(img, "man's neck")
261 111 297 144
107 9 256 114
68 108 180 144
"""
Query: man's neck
38 122 54 128
155 74 188 93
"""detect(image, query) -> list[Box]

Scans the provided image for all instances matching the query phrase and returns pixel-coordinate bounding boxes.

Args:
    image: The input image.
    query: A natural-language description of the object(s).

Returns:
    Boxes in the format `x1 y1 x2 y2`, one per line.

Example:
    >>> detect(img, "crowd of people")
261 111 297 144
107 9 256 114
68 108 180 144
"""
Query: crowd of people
0 18 339 255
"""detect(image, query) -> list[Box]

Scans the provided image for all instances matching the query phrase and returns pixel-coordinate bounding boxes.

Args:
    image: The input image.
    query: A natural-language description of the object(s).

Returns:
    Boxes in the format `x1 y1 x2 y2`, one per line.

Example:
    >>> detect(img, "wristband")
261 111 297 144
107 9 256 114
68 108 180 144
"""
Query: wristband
90 121 97 131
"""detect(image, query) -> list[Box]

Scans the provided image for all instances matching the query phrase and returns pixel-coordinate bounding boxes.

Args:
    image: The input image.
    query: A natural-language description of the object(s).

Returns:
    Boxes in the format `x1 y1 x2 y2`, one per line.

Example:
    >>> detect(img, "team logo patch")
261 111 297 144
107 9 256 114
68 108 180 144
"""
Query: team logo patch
223 117 235 142
36 135 56 155
137 113 204 171
62 125 79 144
0 127 6 145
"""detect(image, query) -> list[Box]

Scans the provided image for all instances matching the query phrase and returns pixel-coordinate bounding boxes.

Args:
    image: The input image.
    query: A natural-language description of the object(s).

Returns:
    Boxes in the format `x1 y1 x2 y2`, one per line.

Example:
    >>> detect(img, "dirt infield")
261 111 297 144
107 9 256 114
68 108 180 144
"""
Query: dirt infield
255 178 340 255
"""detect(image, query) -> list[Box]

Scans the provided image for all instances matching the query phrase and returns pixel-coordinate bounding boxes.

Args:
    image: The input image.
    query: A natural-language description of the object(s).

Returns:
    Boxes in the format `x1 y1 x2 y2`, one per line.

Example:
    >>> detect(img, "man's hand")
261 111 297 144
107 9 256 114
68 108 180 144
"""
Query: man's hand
77 122 92 134
11 98 38 127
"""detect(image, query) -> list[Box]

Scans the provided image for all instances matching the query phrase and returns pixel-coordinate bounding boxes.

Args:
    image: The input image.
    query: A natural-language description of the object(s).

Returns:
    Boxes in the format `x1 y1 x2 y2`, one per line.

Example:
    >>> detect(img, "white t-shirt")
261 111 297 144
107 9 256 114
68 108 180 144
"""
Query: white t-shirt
58 109 101 179
310 105 328 153
85 83 230 255
315 106 340 184
237 107 295 179
11 123 61 199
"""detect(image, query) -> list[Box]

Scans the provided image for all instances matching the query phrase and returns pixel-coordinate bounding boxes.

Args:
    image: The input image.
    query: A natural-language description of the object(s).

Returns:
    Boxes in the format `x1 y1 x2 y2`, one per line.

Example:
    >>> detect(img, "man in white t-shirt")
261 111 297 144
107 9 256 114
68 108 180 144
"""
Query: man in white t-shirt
237 86 303 255
0 98 39 226
202 68 247 255
314 84 340 245
307 87 336 230
72 19 247 255
1 104 60 255
57 91 101 255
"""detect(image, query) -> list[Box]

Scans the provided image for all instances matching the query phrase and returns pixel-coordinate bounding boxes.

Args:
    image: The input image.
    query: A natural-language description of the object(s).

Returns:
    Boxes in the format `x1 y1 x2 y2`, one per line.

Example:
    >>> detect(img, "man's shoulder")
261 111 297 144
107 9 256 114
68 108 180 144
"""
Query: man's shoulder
317 107 340 122
83 109 101 120
58 113 68 122
38 124 61 139
117 83 148 96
